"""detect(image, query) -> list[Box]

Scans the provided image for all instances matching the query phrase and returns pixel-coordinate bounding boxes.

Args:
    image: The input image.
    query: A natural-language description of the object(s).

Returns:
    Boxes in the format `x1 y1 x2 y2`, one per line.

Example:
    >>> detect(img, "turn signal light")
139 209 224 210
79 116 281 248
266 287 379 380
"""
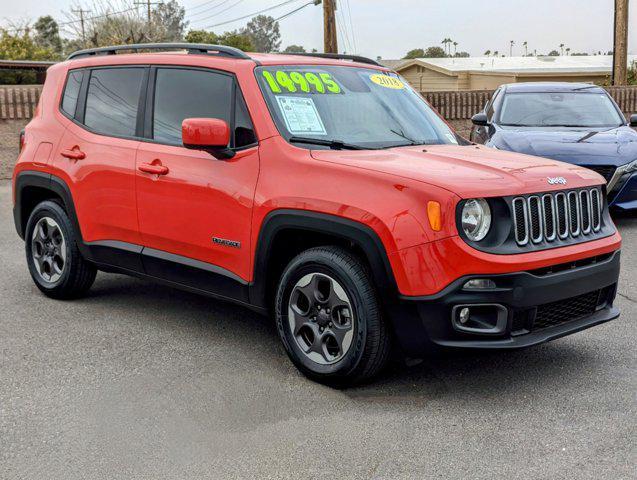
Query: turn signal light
427 201 442 231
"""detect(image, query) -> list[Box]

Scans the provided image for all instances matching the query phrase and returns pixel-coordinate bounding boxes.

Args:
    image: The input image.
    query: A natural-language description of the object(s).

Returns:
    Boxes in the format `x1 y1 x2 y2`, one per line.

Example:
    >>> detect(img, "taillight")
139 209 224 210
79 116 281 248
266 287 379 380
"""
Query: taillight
19 130 25 153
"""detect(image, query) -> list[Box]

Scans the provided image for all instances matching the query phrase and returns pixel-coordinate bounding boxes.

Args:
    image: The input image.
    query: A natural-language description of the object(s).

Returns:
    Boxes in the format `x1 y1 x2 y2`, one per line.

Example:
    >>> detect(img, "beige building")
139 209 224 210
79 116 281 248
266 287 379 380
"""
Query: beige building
390 55 637 92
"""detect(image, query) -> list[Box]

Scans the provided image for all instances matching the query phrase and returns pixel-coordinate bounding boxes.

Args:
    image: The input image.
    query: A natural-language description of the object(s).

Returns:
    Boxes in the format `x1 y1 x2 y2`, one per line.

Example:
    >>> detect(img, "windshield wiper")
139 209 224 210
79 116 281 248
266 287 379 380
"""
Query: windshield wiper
288 136 369 150
571 85 599 91
576 126 617 143
390 128 419 145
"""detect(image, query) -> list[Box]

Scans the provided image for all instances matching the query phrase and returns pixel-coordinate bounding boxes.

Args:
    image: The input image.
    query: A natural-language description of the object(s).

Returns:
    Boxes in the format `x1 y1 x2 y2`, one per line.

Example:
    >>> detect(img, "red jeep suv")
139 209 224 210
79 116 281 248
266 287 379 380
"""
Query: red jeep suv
13 43 621 385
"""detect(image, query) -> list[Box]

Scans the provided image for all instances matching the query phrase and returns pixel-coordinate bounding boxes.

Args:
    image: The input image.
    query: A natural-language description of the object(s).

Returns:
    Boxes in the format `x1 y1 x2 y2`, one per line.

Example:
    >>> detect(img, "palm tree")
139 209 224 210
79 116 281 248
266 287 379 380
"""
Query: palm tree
566 47 571 56
559 43 565 55
494 50 499 57
453 41 458 56
441 38 449 55
510 40 515 56
484 49 491 56
523 41 528 56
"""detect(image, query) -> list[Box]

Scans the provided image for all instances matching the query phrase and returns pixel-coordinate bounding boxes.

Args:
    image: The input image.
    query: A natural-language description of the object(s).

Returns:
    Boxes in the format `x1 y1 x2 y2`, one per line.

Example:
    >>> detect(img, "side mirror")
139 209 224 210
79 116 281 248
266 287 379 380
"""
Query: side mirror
630 114 637 127
471 112 489 127
182 118 234 160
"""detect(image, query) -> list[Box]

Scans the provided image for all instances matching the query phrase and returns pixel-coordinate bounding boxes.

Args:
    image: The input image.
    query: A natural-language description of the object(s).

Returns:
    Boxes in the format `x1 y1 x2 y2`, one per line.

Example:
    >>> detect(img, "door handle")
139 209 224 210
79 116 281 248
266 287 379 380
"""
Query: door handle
138 162 169 176
61 147 86 160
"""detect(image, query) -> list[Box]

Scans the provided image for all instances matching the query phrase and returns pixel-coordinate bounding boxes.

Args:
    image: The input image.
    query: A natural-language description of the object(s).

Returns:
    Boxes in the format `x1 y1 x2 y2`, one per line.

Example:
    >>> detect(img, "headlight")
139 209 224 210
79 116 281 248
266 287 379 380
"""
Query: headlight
625 159 637 173
461 198 492 241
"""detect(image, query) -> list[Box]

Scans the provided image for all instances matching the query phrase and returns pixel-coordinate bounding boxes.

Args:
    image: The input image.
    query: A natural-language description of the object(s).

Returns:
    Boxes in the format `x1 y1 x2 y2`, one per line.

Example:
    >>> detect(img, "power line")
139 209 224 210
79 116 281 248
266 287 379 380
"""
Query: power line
189 0 246 25
274 1 317 21
343 0 357 53
187 0 227 14
336 2 352 53
201 0 302 29
58 7 139 27
186 0 234 19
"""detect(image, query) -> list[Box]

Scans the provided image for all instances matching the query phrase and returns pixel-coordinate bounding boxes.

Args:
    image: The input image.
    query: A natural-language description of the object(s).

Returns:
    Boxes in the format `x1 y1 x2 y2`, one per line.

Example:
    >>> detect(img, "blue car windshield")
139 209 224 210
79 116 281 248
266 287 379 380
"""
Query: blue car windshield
499 92 624 128
255 65 460 149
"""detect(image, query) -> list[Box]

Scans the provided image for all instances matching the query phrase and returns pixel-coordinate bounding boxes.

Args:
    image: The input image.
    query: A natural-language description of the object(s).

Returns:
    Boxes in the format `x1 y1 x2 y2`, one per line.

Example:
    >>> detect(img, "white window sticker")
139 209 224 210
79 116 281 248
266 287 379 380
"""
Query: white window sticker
275 96 326 135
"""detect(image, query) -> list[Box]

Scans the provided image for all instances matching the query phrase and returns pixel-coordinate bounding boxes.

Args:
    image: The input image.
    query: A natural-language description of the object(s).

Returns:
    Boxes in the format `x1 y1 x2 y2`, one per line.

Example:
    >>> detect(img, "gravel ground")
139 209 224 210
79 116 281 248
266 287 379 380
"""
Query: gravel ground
0 182 635 479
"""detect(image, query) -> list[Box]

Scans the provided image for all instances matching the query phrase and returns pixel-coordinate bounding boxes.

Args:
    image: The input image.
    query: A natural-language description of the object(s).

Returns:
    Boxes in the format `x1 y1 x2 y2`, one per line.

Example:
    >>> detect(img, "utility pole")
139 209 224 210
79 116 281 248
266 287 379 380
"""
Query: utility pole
134 0 162 37
323 0 338 53
612 0 629 85
71 8 91 44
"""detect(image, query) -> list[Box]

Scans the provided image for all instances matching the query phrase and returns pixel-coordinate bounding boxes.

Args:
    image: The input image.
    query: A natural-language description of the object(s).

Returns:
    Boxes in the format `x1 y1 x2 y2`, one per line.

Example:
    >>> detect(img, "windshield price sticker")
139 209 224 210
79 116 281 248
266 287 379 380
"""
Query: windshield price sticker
369 74 405 89
262 70 342 94
275 96 327 135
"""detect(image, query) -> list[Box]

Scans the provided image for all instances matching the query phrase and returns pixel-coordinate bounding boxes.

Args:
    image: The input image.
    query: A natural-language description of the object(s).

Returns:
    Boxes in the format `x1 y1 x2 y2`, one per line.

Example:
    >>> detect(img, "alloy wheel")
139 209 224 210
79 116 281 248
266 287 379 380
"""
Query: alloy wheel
287 272 356 365
31 217 67 284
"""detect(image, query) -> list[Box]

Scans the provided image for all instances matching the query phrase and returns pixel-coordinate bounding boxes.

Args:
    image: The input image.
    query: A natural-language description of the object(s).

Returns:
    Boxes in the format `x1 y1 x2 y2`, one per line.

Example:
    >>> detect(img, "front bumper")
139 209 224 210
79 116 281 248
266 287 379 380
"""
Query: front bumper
389 250 620 356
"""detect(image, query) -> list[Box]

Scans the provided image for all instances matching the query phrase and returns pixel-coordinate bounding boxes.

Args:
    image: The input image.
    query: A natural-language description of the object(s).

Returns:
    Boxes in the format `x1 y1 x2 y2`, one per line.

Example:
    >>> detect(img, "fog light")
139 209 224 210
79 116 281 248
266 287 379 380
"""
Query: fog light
459 307 470 324
452 304 508 335
463 278 496 290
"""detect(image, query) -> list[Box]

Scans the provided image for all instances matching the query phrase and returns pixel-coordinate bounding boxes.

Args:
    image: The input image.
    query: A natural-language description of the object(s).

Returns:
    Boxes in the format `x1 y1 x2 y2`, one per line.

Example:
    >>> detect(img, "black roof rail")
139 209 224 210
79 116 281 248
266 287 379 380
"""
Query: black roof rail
284 52 383 67
67 43 252 61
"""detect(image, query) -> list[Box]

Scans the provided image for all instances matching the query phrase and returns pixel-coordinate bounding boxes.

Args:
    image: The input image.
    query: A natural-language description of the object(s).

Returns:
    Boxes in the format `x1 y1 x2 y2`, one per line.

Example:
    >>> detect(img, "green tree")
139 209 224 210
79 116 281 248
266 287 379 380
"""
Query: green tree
283 44 306 53
34 16 62 55
185 29 254 51
423 46 447 58
217 30 254 51
484 50 491 56
185 30 217 44
548 50 560 56
454 51 470 58
151 0 188 42
403 48 425 59
243 15 280 53
0 28 56 83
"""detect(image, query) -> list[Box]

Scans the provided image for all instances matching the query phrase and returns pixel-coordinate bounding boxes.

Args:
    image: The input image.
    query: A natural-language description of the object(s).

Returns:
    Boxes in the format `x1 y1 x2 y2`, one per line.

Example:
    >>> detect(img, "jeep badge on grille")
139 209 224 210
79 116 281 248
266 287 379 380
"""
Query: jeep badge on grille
547 177 567 185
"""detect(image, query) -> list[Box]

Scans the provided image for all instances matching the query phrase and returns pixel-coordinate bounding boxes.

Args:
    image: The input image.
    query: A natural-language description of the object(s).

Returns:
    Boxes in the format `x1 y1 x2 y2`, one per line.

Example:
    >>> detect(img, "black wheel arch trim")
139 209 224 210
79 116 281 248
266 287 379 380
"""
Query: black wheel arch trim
13 171 88 254
250 209 399 309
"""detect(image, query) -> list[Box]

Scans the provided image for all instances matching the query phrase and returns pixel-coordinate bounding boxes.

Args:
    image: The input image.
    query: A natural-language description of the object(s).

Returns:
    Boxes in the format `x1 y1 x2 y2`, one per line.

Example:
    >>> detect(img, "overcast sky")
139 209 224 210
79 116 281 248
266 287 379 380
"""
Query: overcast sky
2 0 636 59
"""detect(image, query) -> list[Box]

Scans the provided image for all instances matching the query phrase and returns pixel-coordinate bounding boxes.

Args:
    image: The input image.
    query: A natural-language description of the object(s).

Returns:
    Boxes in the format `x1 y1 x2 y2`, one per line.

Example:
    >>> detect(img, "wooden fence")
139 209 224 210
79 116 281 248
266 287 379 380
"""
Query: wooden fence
1 84 637 121
422 86 637 120
0 86 42 120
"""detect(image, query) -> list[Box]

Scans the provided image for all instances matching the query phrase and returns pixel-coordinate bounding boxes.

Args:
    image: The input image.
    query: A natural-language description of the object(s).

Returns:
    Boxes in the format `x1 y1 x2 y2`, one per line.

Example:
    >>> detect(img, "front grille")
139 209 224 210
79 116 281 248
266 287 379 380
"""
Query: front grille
585 165 616 182
532 288 609 331
512 188 603 247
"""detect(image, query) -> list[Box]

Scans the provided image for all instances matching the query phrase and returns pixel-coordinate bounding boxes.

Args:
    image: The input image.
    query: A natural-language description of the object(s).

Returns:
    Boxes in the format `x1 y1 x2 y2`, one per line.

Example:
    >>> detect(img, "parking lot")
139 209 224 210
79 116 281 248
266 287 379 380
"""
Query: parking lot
0 181 635 479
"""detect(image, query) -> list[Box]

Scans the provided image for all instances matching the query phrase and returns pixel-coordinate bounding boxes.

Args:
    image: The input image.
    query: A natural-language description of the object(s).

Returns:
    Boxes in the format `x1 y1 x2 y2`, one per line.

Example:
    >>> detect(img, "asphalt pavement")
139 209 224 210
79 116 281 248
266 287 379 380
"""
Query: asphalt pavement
1 182 635 479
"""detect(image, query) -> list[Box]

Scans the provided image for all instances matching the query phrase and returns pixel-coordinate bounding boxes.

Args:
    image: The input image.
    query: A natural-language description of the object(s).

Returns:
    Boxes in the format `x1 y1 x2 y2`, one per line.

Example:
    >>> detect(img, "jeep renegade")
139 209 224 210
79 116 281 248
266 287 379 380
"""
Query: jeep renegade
13 44 621 386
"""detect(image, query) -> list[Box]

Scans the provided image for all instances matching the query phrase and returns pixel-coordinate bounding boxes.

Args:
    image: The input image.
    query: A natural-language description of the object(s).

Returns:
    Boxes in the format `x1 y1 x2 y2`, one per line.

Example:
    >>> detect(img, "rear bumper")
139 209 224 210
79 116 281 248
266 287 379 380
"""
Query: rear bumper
389 250 621 357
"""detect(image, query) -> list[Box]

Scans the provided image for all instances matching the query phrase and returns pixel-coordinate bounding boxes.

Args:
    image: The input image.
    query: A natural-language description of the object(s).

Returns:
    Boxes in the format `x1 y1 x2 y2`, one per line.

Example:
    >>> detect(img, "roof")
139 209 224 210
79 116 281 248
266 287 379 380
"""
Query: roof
0 59 56 70
397 55 637 76
378 59 408 70
503 82 607 93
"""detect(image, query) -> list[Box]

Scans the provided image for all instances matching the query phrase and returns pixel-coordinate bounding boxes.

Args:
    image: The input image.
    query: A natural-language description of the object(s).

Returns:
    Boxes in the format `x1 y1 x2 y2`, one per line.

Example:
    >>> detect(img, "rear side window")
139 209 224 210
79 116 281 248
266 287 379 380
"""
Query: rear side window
152 68 233 144
61 70 83 117
84 68 144 137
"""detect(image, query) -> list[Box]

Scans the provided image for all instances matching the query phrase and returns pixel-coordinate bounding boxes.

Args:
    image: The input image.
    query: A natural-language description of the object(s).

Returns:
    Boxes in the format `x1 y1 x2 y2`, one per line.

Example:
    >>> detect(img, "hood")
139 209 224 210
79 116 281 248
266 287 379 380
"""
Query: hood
310 145 603 198
492 125 637 167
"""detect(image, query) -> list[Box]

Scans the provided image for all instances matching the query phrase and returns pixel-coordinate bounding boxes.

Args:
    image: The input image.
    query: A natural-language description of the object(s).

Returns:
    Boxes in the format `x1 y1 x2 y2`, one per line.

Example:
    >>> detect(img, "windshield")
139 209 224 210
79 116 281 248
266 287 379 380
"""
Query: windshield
499 92 624 128
255 65 460 149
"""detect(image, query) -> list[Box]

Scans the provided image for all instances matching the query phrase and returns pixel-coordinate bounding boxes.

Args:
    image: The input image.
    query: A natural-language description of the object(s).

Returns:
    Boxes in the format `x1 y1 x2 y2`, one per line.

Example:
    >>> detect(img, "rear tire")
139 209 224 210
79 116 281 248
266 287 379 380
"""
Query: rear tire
25 200 96 299
275 246 390 387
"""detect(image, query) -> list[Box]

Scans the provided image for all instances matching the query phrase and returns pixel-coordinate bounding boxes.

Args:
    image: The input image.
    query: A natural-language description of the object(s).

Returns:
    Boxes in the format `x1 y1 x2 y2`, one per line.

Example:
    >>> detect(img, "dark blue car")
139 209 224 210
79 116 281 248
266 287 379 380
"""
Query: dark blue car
470 82 637 211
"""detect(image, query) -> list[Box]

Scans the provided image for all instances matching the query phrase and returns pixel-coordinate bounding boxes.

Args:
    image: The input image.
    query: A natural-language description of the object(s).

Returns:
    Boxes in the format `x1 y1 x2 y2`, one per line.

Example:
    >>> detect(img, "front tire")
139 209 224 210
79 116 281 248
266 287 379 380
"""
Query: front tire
275 246 390 387
25 200 96 299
